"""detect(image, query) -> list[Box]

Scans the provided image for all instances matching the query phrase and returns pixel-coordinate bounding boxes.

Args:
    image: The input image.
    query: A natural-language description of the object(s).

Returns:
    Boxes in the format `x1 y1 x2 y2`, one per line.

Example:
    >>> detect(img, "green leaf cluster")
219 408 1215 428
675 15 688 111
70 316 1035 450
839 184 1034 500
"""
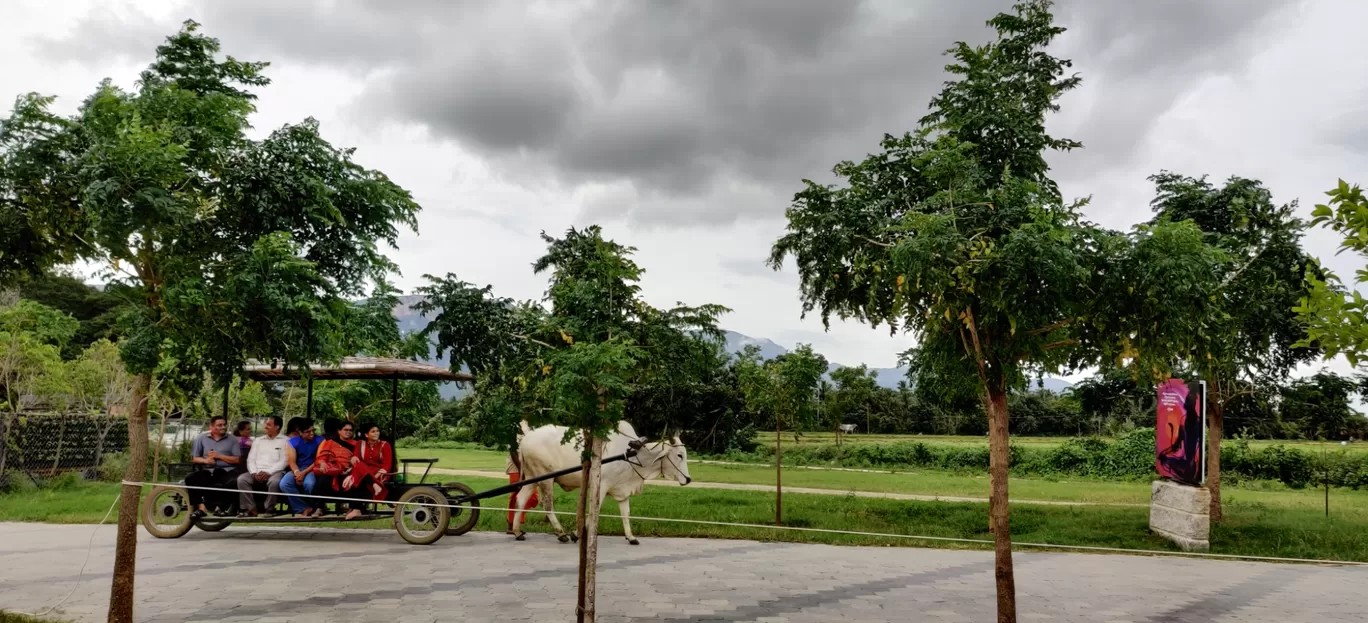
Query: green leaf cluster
0 19 420 396
1296 180 1368 366
416 226 729 452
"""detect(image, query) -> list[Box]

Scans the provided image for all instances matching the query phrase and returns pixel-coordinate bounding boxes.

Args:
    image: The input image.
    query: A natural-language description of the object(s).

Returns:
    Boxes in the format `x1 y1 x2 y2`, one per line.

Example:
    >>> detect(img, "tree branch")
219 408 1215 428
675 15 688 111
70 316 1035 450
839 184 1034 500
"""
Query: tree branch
1027 318 1073 336
1041 339 1079 352
963 308 989 384
1218 241 1271 290
513 334 556 349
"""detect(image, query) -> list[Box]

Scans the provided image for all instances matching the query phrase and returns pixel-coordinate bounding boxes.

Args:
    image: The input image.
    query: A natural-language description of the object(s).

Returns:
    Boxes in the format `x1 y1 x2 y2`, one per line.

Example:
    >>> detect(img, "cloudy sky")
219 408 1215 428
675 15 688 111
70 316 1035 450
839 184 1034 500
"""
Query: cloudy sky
2 0 1362 381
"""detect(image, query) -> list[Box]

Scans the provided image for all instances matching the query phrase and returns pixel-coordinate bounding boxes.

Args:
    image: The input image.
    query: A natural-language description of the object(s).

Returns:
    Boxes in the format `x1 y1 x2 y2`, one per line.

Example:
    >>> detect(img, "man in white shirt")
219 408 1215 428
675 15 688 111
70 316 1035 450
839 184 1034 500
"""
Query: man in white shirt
236 415 290 517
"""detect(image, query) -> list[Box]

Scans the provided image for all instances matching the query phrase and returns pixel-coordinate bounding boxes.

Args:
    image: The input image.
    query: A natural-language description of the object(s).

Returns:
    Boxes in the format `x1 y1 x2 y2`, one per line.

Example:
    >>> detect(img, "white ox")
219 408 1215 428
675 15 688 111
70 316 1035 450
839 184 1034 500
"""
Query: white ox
511 420 691 545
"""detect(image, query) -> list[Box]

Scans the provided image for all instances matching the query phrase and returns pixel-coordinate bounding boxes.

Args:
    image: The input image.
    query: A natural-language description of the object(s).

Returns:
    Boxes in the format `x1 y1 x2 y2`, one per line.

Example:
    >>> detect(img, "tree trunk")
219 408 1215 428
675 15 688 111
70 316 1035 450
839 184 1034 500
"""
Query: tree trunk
986 386 1016 623
575 431 605 623
94 416 112 475
107 372 151 623
775 417 783 525
151 411 169 483
1207 385 1224 522
52 413 68 473
0 411 14 483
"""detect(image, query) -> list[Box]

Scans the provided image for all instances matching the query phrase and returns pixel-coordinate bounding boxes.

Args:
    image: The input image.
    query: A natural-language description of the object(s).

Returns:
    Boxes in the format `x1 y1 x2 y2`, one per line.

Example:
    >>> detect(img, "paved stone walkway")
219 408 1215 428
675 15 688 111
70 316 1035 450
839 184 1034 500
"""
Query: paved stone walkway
433 468 1146 507
1 522 1364 622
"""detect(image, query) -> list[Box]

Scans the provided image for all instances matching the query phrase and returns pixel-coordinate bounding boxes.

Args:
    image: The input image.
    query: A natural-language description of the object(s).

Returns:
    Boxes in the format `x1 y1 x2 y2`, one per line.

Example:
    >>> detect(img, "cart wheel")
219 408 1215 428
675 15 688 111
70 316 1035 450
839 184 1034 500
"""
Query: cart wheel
141 485 193 539
393 486 450 545
195 519 232 532
442 481 481 536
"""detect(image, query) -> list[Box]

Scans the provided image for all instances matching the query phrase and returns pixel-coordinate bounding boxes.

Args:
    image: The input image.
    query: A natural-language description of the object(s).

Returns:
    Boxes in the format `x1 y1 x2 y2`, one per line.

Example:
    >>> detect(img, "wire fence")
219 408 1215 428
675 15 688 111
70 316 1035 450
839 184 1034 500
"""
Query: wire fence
0 414 231 490
0 413 130 489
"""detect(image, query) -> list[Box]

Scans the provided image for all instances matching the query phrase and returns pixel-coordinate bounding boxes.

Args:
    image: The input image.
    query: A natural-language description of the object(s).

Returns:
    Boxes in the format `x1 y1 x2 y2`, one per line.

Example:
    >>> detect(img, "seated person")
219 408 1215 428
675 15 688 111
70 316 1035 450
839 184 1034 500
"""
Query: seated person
279 417 323 516
352 423 394 501
235 415 289 517
313 419 368 520
185 415 242 518
235 420 254 465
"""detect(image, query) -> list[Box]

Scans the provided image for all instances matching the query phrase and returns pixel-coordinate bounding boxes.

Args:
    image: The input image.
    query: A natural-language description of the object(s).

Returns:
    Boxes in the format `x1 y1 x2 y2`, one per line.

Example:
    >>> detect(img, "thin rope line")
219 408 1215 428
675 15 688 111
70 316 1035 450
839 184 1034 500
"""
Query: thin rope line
16 494 118 618
123 480 1368 567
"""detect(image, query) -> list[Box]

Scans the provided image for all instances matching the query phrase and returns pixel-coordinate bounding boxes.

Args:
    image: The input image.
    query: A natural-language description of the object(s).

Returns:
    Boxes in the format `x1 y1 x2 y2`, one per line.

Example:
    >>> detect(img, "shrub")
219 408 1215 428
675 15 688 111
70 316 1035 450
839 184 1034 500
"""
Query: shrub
703 427 1368 489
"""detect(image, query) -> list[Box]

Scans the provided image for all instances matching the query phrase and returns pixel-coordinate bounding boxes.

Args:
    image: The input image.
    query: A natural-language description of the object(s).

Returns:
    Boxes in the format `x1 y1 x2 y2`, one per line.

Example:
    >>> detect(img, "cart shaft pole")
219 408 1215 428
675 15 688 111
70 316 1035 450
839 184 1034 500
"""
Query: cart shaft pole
456 452 634 502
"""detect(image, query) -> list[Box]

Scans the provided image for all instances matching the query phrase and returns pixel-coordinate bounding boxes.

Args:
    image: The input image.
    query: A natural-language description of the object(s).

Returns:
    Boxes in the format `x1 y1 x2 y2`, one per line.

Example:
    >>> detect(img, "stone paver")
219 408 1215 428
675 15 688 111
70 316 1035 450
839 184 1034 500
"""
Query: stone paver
0 522 1364 622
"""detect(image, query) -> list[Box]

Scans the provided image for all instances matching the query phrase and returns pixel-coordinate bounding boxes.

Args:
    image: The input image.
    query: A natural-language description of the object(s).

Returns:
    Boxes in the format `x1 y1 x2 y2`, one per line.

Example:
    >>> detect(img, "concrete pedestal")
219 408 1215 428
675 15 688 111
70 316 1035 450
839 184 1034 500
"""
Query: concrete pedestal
1149 479 1210 552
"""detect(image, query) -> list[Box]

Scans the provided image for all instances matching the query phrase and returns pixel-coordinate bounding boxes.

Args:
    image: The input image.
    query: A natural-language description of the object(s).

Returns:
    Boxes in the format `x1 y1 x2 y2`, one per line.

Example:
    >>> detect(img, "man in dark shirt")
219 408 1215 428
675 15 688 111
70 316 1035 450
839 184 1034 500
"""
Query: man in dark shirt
186 415 242 517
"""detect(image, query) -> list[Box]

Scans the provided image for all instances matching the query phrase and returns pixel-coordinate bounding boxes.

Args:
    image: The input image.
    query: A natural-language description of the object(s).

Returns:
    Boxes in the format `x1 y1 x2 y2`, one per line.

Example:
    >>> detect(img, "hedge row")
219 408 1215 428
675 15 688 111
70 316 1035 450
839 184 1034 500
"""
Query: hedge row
711 428 1368 490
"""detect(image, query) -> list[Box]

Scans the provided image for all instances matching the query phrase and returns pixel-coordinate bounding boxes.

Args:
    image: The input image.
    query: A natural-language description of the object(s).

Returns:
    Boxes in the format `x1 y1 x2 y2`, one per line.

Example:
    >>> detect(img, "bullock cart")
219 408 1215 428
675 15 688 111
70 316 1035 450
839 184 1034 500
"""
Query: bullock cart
141 357 646 545
141 357 485 545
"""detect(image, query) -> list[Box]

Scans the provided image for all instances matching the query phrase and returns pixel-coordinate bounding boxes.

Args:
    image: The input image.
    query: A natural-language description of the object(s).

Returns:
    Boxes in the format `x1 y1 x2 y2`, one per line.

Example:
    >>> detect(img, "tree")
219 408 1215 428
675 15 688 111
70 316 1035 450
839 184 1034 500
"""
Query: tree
17 270 129 359
828 364 880 438
1279 371 1363 440
766 3 1224 620
0 300 78 482
1145 172 1320 520
416 226 724 623
1296 180 1368 367
735 343 827 524
0 23 419 622
68 339 135 470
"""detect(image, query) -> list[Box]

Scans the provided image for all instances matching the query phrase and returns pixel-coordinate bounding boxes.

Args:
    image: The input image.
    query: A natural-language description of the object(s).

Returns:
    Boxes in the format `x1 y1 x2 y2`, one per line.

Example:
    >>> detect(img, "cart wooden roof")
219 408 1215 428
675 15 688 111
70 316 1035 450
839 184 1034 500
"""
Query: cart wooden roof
242 356 474 383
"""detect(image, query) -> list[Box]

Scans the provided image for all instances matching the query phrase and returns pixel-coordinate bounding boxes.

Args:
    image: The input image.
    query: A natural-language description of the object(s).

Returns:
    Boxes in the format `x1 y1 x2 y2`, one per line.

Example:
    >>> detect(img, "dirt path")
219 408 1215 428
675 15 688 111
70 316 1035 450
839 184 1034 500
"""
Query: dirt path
427 468 1147 507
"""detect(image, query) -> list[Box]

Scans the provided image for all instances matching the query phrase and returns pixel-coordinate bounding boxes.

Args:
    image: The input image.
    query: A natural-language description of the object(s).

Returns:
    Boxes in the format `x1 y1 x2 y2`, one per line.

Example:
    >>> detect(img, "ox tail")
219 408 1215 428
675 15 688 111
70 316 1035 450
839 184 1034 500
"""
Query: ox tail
510 420 534 473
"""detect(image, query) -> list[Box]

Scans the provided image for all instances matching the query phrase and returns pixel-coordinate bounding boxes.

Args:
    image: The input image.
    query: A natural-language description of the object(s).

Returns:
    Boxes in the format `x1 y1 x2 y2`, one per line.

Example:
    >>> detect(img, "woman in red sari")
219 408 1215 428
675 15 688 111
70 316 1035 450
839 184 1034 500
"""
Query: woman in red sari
351 423 393 502
313 420 366 520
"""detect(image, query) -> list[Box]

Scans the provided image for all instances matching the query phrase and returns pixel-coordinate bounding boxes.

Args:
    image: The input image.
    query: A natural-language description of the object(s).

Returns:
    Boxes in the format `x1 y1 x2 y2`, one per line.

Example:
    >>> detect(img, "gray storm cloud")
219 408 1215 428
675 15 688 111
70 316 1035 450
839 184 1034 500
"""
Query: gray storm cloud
37 0 1295 232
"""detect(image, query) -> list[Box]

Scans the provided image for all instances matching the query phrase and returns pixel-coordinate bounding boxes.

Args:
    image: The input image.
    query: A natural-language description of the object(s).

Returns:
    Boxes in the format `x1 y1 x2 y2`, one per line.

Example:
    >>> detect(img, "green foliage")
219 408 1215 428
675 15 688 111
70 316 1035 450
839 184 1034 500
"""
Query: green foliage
824 365 880 432
1296 180 1368 367
768 1 1218 411
0 19 420 394
0 300 78 348
16 271 130 359
1 301 77 415
736 343 828 435
419 225 729 451
1278 372 1367 441
1127 172 1319 394
721 427 1368 490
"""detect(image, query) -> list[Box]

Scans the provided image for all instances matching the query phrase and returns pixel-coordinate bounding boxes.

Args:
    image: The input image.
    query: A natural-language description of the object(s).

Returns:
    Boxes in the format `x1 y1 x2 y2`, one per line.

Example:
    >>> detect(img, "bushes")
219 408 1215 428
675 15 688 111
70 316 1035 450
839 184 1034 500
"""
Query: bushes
394 439 489 451
1223 439 1368 490
713 428 1368 489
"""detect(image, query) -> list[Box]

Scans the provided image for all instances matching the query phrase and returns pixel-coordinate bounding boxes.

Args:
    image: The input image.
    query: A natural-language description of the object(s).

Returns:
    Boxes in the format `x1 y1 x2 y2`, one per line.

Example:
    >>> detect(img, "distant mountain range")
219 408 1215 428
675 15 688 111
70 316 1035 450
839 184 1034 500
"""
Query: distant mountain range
721 330 1073 392
390 296 1072 398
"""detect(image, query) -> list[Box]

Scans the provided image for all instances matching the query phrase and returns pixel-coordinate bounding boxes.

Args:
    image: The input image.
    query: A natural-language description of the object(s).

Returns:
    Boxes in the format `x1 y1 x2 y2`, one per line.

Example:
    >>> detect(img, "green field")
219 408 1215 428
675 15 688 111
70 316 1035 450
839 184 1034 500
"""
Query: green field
5 438 1366 563
400 445 1368 512
754 432 1368 455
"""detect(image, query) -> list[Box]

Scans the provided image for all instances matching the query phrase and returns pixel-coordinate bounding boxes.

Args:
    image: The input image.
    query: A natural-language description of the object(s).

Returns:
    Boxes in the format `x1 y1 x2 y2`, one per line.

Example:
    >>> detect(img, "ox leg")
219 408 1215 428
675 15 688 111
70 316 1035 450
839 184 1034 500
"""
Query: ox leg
540 481 572 543
617 496 639 545
511 485 536 541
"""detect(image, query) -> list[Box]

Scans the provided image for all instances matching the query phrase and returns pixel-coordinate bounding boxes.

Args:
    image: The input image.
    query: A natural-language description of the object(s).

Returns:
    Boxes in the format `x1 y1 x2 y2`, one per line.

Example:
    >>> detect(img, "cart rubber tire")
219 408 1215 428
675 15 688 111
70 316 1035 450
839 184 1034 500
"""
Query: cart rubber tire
442 481 481 536
195 519 232 532
393 486 450 545
141 485 193 539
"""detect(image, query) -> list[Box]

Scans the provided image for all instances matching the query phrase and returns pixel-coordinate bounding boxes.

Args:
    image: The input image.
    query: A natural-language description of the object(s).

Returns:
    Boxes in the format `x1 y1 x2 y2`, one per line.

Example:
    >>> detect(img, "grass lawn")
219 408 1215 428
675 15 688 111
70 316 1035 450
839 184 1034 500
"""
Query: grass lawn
748 432 1368 456
403 445 1368 513
0 613 70 623
8 470 1367 563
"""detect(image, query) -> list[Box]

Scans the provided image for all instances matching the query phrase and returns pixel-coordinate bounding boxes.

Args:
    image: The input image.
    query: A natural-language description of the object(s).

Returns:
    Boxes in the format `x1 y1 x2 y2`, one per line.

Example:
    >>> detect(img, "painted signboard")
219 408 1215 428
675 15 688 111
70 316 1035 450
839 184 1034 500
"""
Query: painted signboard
1156 378 1206 486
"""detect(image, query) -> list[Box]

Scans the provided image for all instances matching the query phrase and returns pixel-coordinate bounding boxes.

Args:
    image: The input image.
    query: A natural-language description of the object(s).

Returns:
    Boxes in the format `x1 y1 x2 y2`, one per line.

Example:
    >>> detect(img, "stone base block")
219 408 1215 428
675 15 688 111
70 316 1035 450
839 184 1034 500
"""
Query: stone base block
1150 479 1210 552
